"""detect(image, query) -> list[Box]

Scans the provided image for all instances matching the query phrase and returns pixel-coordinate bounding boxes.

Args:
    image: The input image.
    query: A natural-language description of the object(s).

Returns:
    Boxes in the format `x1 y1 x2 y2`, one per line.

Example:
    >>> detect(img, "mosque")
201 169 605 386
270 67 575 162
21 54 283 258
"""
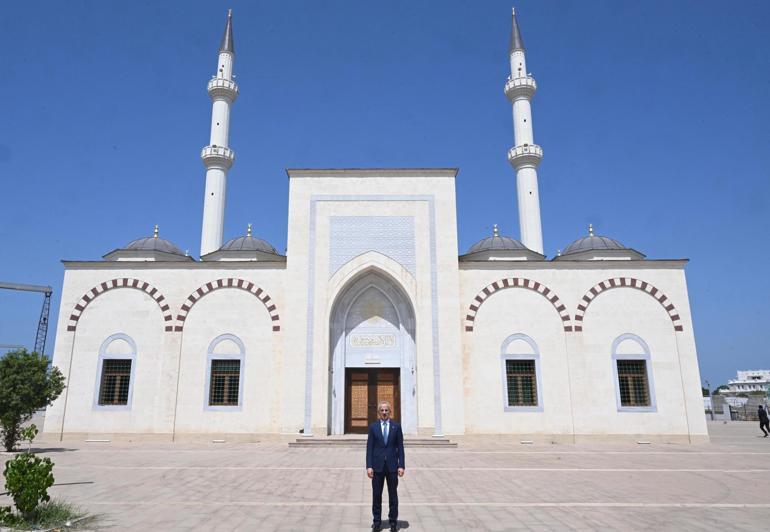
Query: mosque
43 10 708 443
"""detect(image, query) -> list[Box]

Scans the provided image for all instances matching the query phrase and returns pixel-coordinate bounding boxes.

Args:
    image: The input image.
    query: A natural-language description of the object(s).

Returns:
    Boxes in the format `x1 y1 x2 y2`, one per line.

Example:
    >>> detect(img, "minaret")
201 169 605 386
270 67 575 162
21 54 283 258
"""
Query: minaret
505 8 544 254
200 9 239 256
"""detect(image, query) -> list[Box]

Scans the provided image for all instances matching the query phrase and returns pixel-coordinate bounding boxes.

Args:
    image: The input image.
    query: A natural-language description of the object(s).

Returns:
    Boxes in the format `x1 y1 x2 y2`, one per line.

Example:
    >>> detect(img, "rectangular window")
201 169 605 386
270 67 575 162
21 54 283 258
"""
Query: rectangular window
617 360 650 407
209 359 241 406
98 359 132 406
505 359 538 407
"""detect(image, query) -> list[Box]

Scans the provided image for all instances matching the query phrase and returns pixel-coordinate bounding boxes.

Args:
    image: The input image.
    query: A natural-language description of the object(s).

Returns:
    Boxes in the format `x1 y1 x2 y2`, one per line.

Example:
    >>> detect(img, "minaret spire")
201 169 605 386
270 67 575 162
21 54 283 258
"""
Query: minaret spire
509 8 525 52
219 9 235 54
200 10 239 256
504 7 544 254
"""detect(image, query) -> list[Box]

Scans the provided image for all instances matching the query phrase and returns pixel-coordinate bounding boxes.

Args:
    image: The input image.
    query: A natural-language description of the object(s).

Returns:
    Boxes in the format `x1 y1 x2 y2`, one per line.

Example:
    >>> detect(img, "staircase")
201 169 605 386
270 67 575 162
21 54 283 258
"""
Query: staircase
289 436 456 448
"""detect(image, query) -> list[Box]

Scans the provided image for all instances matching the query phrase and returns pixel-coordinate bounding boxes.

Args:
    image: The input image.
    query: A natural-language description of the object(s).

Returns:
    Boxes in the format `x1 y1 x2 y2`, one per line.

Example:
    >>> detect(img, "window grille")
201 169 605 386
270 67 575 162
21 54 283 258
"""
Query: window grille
617 360 650 407
505 359 537 406
98 359 132 405
209 359 241 406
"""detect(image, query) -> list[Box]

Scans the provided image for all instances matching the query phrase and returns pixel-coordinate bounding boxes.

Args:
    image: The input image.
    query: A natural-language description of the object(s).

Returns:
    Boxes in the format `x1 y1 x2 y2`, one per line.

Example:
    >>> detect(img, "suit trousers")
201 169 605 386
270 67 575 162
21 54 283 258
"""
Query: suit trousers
371 469 398 526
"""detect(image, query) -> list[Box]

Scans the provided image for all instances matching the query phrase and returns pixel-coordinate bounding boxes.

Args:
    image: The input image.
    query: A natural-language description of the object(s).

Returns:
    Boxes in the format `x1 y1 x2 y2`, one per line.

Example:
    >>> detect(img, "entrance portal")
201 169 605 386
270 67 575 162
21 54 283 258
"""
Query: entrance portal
345 368 400 433
329 271 416 435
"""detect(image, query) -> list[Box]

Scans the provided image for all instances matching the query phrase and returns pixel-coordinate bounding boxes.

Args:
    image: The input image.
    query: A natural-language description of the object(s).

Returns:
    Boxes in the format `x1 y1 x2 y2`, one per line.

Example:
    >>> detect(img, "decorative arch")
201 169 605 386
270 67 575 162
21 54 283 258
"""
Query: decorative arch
328 269 417 435
573 277 683 333
465 278 571 332
67 278 173 333
175 278 280 332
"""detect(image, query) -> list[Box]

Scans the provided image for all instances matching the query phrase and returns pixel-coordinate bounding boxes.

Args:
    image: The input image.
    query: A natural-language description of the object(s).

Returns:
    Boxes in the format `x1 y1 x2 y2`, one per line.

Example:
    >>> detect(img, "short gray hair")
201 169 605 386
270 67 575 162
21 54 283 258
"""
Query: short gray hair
378 401 392 410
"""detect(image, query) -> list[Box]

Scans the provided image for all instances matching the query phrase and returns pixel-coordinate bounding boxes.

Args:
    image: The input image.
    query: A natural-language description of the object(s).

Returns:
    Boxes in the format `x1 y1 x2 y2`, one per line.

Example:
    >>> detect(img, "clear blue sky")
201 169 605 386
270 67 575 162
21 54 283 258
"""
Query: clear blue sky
1 0 768 389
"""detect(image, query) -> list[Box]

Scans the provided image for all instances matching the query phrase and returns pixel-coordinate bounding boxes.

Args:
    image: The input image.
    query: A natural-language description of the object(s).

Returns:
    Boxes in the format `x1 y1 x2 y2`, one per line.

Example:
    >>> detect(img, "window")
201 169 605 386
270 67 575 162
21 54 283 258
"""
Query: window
611 333 657 412
93 333 137 410
616 360 649 407
505 360 538 406
500 333 543 411
209 359 241 406
205 334 245 410
98 359 132 405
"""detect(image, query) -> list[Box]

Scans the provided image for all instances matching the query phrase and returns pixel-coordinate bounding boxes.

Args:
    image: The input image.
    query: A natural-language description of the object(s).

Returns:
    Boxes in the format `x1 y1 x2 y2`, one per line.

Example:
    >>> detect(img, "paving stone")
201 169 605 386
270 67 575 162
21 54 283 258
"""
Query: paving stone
3 421 770 530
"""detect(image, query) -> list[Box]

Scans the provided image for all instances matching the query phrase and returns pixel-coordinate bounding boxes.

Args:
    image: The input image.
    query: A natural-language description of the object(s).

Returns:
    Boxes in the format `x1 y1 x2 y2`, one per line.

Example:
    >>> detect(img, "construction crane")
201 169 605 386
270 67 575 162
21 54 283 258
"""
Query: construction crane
0 282 53 355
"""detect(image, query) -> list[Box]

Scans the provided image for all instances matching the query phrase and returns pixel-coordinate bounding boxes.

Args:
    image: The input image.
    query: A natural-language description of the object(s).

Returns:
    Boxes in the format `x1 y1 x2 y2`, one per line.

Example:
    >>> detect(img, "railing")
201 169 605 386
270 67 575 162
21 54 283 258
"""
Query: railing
208 78 238 92
504 75 536 97
201 145 235 162
508 144 543 159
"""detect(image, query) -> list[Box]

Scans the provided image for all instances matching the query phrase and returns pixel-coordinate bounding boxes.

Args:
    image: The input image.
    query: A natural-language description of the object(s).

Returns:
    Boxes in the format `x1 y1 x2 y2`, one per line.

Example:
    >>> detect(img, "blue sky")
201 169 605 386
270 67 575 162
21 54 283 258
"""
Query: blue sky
1 0 768 389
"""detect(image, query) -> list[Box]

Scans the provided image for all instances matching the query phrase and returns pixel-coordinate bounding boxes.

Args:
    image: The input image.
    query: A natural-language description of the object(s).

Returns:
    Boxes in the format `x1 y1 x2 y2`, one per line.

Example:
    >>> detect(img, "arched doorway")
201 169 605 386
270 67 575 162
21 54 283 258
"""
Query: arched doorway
329 271 416 435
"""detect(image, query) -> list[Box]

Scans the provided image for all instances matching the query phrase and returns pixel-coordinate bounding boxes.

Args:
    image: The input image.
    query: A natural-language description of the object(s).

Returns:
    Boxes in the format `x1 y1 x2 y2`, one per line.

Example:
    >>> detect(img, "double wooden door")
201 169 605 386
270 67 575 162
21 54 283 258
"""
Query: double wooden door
345 368 400 434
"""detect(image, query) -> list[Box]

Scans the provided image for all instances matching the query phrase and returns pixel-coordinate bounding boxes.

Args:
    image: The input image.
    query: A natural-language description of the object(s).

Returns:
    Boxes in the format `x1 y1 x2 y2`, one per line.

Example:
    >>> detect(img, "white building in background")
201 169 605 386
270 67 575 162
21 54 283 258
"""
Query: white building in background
43 10 708 443
726 370 770 393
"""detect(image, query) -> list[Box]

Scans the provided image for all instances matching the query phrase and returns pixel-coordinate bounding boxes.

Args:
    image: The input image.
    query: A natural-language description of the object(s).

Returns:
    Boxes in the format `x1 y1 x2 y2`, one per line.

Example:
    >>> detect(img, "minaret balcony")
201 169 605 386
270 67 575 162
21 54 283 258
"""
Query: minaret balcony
504 75 536 101
508 144 543 168
201 145 235 169
207 77 239 102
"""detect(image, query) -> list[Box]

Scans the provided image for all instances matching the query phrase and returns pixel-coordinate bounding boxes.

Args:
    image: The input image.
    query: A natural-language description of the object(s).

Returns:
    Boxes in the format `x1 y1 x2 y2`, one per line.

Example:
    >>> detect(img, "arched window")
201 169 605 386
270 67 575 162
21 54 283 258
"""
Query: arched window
611 333 657 412
205 334 245 411
500 333 543 412
93 333 137 410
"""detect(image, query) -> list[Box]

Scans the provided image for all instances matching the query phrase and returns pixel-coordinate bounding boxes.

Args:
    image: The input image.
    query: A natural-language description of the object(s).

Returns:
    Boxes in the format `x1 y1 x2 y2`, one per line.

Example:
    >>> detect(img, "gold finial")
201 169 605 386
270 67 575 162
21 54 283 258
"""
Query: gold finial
493 224 499 237
246 223 252 237
153 224 159 238
588 223 594 236
228 8 232 17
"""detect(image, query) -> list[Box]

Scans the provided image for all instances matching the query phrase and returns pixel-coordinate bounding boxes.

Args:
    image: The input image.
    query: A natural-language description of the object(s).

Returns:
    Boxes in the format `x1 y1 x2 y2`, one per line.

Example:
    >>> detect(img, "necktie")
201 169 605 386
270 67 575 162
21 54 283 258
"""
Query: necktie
383 421 389 441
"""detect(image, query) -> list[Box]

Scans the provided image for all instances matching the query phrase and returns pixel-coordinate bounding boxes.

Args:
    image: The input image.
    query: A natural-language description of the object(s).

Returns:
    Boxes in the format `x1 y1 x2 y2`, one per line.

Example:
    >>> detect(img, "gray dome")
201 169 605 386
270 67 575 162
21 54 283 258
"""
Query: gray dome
559 224 644 259
562 234 627 256
468 235 528 254
124 236 185 256
220 235 277 254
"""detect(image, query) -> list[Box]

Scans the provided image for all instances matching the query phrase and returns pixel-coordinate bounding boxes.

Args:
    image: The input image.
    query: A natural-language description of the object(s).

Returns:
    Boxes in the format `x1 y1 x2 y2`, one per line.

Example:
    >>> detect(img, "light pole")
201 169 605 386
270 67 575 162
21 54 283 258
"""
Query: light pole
705 380 714 421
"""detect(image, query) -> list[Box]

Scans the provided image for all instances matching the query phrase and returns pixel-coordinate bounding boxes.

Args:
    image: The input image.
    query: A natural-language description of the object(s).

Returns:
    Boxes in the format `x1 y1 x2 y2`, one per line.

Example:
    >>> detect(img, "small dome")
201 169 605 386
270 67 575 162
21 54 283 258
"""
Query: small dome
220 235 277 254
557 224 644 260
562 235 627 255
124 225 184 255
125 236 185 256
104 225 190 261
467 224 528 253
468 235 528 253
219 223 278 254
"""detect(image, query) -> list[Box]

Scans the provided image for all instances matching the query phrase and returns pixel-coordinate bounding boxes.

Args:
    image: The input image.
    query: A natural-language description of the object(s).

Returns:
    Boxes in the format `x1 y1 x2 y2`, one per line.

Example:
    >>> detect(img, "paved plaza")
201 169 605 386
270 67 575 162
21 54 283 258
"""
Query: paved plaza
3 421 770 530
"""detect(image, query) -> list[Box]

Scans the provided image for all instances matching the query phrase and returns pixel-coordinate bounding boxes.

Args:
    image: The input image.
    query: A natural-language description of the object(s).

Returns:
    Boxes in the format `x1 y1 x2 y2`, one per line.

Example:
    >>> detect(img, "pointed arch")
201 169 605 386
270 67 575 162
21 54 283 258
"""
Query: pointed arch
573 277 683 333
465 277 572 332
175 278 280 332
67 278 173 333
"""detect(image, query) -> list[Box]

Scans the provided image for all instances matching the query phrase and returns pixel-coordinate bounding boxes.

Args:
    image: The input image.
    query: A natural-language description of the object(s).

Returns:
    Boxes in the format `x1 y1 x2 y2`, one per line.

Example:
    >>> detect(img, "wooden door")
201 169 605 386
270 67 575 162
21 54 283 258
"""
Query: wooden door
345 368 400 433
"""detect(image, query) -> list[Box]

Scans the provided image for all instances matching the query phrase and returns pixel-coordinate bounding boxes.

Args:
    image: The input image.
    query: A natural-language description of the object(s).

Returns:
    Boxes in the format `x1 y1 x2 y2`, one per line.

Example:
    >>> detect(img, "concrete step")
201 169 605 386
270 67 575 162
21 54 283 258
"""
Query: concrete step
289 437 457 448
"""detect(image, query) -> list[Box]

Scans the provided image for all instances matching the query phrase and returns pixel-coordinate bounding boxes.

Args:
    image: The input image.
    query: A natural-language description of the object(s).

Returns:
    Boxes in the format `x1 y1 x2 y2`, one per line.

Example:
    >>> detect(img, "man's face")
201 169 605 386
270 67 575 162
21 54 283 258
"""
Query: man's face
378 403 391 421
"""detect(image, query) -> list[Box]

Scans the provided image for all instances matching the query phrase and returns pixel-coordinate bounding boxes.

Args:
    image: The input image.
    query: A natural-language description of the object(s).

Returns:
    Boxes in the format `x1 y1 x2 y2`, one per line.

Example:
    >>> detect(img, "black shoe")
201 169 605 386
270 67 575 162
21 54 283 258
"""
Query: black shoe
372 524 381 531
390 525 398 532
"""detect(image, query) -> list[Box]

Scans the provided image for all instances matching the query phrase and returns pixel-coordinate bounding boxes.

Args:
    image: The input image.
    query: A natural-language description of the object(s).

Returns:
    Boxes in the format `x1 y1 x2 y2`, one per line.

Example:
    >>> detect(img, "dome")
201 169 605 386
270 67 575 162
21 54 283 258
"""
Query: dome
557 224 644 260
124 236 185 256
562 235 627 255
220 234 277 254
103 225 191 261
460 225 544 262
468 234 528 253
200 224 284 262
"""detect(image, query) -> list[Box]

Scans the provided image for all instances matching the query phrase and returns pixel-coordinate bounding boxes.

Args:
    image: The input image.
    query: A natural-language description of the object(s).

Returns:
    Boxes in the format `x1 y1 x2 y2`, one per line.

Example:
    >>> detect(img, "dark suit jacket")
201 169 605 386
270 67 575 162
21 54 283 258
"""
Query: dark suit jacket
366 419 405 473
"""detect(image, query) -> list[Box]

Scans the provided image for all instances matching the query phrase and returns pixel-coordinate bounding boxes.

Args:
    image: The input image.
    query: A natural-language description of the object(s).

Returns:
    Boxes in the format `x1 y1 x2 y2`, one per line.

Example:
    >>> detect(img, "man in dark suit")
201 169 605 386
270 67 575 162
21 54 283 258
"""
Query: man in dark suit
366 400 405 531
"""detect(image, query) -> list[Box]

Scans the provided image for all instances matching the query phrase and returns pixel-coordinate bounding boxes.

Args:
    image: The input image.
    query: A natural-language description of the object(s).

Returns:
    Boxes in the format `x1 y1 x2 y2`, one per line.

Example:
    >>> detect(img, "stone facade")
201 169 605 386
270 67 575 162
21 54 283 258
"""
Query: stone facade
42 169 708 443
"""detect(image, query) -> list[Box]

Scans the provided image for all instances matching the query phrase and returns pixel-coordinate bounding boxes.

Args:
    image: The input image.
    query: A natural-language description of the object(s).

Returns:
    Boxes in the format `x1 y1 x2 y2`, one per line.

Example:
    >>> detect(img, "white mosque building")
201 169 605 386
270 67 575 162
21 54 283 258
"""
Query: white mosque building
43 10 708 443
